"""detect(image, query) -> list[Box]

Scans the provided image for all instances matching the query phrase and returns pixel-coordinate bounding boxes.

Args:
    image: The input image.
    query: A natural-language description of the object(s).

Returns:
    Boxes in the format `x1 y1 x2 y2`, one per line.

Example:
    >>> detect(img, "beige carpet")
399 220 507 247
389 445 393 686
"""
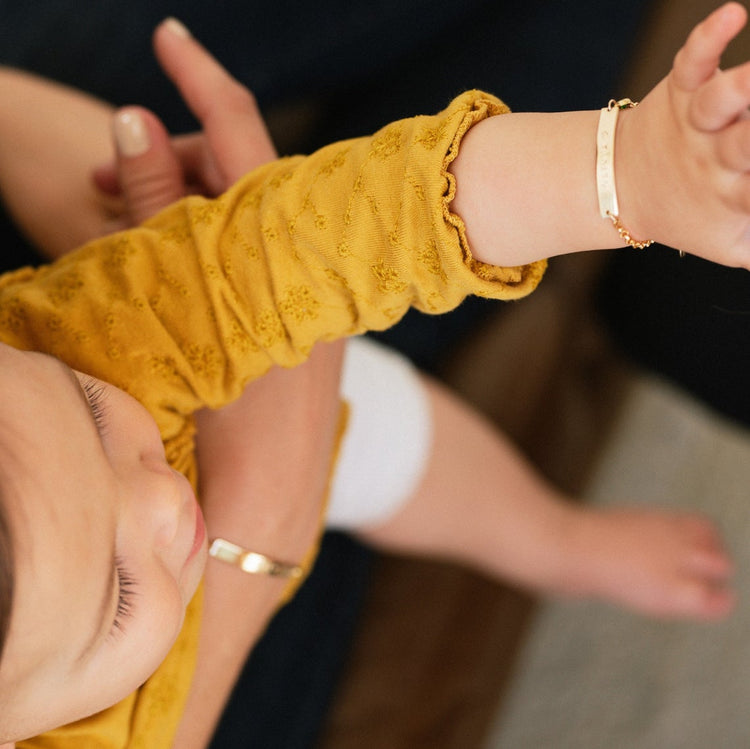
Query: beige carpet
485 373 750 748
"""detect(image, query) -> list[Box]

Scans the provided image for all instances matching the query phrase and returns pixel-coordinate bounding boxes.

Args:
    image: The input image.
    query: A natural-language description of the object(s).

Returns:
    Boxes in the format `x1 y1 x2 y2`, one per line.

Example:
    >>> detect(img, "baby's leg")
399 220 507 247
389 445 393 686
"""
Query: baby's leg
333 339 734 620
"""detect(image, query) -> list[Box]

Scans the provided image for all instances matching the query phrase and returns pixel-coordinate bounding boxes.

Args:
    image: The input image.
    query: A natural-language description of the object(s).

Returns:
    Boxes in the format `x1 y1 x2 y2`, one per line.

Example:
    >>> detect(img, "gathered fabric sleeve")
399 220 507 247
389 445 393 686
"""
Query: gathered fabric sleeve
0 91 544 441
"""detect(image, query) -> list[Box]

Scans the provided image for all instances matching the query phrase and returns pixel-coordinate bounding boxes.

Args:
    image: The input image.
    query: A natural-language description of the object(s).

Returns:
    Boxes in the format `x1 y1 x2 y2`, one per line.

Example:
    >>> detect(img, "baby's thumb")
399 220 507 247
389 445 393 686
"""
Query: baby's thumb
112 107 185 224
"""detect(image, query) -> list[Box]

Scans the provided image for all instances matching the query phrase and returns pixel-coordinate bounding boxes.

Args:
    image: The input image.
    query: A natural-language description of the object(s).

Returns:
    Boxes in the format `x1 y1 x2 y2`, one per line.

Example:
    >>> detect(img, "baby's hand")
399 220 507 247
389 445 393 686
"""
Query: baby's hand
566 506 735 620
620 2 750 267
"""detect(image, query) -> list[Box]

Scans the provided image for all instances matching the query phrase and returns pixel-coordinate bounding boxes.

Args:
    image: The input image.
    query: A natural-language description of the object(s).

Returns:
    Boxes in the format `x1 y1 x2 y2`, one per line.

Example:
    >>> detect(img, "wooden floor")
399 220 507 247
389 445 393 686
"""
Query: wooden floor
318 559 535 749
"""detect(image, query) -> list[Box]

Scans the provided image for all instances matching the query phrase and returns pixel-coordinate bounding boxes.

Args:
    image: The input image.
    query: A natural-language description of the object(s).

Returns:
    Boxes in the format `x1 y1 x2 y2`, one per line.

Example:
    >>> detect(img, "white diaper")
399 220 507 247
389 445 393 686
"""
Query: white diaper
326 337 433 530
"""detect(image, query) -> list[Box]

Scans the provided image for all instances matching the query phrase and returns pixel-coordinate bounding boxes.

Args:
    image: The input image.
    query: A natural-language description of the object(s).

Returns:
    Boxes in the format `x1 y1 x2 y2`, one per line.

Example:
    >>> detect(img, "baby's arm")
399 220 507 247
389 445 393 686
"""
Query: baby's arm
10 5 750 402
451 2 750 269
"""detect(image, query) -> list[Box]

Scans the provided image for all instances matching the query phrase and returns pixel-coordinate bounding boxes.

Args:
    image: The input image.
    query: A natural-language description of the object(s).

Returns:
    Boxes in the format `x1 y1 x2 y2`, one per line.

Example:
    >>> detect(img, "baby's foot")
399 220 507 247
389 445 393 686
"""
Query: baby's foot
560 506 735 620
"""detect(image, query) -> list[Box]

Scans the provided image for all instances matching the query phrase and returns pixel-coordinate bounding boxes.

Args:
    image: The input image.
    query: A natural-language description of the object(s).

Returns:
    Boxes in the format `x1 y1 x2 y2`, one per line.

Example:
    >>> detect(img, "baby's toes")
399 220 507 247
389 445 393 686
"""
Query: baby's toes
666 575 736 621
677 514 729 559
679 513 723 546
684 544 734 580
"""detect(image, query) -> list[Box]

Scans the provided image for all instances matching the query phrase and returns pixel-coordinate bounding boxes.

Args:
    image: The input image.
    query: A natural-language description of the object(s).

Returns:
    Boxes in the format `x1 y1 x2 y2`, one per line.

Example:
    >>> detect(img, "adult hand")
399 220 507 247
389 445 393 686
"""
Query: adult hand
94 20 277 223
0 21 276 257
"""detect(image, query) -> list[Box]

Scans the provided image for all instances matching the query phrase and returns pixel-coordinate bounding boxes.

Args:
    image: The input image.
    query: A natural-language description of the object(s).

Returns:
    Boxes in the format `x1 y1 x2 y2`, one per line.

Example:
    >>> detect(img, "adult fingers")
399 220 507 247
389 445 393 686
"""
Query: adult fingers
153 19 276 184
93 132 226 199
112 106 186 224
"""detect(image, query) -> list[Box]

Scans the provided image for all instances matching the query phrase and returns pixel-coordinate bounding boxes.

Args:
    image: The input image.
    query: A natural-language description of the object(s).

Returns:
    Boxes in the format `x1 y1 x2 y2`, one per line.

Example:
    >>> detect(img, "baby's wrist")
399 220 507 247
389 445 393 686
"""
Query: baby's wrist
599 99 655 250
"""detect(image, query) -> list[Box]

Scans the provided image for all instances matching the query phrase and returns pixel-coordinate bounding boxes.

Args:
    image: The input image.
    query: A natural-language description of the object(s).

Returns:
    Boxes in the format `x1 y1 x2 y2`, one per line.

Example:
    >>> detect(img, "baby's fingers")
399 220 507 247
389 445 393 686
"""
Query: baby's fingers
690 60 750 131
672 2 747 92
716 118 750 173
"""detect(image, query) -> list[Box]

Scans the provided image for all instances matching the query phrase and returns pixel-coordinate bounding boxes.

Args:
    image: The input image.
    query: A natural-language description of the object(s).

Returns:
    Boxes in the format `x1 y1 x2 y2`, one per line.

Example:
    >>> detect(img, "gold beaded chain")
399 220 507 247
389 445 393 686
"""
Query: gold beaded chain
606 211 654 250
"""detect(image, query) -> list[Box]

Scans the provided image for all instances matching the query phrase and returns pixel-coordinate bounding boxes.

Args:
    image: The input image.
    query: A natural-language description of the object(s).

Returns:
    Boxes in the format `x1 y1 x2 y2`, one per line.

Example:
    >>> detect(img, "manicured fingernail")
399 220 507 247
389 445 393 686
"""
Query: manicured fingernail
163 17 192 39
113 109 150 157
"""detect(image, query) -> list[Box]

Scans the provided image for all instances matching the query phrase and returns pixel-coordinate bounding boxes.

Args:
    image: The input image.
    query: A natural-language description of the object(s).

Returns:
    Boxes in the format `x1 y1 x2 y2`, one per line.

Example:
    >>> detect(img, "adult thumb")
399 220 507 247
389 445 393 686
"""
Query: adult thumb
112 106 185 224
